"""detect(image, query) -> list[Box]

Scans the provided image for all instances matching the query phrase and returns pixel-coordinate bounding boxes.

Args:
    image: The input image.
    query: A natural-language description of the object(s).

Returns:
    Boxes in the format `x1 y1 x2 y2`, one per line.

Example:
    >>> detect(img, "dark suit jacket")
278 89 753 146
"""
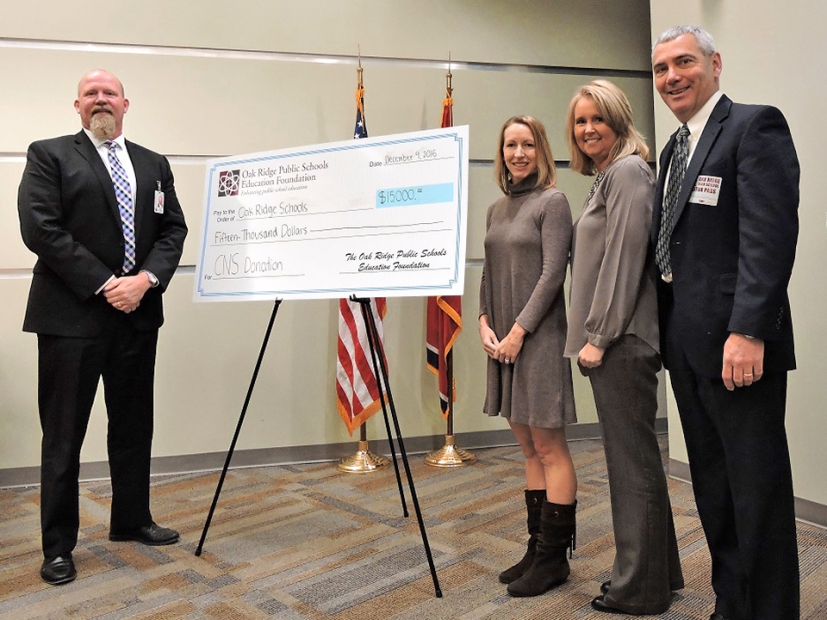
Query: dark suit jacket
18 131 187 337
653 95 799 378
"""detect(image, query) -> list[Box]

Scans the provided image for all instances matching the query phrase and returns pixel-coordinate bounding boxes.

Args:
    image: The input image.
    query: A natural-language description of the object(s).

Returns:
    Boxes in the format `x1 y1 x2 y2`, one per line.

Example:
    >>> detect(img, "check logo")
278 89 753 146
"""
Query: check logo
218 170 240 197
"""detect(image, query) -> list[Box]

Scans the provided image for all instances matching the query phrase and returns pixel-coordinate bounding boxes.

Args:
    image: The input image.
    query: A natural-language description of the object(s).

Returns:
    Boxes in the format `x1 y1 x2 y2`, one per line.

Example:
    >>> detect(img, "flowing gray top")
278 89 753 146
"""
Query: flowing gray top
565 155 659 357
479 174 576 428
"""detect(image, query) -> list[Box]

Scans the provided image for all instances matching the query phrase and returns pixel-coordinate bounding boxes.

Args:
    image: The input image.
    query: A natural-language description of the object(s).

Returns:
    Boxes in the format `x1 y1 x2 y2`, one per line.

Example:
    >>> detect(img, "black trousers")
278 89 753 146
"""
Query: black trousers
38 317 158 559
666 326 799 620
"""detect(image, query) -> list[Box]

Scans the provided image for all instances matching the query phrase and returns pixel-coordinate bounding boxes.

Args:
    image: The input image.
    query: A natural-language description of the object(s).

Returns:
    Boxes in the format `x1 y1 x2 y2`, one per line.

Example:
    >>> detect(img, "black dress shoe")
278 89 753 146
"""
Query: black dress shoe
40 554 76 585
591 595 629 615
109 522 179 546
601 579 683 595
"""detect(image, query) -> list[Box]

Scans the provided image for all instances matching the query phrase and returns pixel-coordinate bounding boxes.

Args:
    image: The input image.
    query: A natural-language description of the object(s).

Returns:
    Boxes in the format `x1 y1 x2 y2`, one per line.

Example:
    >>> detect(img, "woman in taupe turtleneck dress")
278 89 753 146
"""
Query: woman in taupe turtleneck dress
564 80 684 615
479 116 577 598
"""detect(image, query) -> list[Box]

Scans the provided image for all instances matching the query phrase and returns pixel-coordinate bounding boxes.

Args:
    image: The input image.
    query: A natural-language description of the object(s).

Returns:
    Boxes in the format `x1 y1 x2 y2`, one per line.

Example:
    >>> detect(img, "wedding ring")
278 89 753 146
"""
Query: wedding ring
744 373 753 378
505 358 511 364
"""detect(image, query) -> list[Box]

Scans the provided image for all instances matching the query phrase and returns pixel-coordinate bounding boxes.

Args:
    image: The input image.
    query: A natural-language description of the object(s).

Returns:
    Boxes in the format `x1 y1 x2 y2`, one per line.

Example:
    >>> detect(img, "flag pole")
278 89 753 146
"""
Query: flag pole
337 48 389 474
426 53 475 468
424 353 476 467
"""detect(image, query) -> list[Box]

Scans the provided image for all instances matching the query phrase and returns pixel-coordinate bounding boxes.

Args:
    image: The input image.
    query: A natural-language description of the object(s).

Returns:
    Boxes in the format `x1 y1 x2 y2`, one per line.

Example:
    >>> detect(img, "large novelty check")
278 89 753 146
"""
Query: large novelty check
194 126 469 302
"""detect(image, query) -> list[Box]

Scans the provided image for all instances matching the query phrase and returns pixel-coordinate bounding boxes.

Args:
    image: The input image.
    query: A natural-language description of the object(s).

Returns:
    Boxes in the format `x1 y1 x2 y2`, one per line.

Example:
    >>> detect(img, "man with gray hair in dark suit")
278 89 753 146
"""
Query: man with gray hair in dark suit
651 26 800 620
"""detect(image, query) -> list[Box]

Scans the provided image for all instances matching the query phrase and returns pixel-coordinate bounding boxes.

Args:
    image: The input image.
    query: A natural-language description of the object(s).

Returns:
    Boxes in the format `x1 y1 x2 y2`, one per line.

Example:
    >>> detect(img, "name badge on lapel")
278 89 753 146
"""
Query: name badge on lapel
154 181 164 214
689 175 722 206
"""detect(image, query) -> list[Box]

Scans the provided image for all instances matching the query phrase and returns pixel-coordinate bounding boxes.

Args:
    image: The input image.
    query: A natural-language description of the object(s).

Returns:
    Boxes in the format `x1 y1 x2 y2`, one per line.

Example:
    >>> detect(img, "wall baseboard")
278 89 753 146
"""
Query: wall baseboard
0 420 642 488
7 418 822 526
669 458 827 529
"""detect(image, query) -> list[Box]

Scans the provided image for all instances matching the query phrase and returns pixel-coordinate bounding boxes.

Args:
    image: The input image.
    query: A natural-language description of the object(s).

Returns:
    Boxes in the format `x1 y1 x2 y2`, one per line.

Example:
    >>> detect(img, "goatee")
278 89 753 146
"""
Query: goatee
90 112 116 140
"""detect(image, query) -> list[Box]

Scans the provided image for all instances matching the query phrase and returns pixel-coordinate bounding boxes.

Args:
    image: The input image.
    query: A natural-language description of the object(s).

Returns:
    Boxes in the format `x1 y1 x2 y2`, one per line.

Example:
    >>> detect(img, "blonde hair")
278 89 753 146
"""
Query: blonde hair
494 115 557 194
565 80 649 176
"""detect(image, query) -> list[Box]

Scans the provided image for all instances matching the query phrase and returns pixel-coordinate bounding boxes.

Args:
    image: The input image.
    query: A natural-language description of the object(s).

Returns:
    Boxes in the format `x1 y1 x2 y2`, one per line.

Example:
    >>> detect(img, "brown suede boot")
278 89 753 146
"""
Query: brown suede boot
506 499 576 597
499 489 545 584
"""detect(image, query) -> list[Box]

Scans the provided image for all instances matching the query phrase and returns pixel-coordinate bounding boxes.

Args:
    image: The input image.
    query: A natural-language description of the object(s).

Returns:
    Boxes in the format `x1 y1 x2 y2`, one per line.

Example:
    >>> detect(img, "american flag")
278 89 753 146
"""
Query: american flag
335 68 388 434
353 80 367 139
425 72 463 418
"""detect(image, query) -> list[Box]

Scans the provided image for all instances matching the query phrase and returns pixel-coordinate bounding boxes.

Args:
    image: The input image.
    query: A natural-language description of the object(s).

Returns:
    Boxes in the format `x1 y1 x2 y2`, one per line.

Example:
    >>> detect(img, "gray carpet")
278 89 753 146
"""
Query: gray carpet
1 438 825 619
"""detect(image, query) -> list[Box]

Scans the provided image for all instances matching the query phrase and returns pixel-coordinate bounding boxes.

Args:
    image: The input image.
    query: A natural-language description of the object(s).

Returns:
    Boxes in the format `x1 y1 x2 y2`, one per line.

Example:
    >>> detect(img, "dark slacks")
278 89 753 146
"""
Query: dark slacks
666 327 799 620
588 335 683 614
38 316 158 559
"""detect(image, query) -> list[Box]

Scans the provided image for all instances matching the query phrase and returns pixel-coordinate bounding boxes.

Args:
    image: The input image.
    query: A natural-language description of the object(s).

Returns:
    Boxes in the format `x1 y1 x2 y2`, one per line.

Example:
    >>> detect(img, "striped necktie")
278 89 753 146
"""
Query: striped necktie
105 141 136 273
655 124 690 278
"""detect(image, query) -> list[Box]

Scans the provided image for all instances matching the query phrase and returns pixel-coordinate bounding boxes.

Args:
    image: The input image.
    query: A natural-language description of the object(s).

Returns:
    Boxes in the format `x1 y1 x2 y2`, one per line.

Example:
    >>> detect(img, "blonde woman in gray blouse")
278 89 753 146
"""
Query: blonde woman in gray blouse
564 80 683 615
479 116 577 598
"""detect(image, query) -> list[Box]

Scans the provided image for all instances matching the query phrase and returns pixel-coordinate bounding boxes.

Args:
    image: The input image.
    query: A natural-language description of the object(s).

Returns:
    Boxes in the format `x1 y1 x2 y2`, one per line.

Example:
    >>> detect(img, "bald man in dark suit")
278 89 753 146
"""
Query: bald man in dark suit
18 70 187 585
651 26 799 620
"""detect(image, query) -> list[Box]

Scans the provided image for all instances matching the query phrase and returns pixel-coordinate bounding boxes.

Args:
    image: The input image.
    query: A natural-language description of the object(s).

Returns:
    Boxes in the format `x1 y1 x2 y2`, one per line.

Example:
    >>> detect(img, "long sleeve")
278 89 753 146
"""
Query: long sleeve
18 139 114 300
479 205 494 319
132 151 188 290
516 190 572 333
728 106 799 340
584 158 654 348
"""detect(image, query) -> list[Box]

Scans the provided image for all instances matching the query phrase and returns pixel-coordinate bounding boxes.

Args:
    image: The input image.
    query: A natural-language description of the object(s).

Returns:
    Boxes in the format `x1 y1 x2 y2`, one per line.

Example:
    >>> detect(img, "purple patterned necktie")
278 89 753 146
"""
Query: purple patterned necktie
105 141 136 273
656 124 690 278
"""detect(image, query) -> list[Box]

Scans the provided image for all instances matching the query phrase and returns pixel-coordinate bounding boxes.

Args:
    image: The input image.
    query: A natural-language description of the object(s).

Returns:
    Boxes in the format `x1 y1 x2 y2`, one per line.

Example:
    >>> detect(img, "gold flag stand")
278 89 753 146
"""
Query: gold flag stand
425 433 476 468
338 419 389 473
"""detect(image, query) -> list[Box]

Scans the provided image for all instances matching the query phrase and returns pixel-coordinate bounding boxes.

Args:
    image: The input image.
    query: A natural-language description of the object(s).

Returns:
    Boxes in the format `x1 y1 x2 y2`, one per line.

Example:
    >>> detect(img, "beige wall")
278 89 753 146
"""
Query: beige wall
650 3 827 507
0 1 655 475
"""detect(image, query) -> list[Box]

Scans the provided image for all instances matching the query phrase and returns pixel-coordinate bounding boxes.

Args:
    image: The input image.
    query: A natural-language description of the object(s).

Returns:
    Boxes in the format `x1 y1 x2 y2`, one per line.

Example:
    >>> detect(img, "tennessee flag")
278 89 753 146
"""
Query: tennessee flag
336 69 388 434
425 84 462 418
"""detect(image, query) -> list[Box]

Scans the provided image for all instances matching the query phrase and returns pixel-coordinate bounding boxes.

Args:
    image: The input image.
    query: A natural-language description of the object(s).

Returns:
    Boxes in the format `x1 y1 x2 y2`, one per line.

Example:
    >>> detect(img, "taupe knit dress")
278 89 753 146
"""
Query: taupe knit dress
479 174 576 428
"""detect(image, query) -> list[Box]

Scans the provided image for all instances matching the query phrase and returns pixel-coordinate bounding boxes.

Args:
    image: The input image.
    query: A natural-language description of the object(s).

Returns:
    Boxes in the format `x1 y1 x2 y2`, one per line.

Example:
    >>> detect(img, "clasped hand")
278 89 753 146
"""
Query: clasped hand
103 274 151 314
479 317 526 364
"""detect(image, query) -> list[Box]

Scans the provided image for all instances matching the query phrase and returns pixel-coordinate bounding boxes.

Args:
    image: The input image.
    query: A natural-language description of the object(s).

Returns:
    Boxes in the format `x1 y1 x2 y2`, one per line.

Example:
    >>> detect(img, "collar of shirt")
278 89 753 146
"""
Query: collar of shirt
684 90 724 160
661 90 725 234
83 127 127 151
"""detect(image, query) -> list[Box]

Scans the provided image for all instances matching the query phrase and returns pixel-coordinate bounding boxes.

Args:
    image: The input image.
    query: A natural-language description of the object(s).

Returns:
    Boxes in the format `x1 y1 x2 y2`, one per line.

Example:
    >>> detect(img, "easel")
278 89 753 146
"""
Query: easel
195 297 442 598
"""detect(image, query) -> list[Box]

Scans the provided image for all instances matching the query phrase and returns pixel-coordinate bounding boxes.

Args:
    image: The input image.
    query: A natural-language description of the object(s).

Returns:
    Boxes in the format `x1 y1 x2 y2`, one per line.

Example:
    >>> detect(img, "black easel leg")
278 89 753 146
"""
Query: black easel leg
195 299 282 556
354 297 408 517
358 298 443 598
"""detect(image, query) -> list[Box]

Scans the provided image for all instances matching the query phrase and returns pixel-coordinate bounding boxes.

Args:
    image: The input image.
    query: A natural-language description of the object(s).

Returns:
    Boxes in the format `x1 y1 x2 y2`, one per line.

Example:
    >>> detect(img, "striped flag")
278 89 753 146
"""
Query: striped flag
425 75 463 418
335 67 388 434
